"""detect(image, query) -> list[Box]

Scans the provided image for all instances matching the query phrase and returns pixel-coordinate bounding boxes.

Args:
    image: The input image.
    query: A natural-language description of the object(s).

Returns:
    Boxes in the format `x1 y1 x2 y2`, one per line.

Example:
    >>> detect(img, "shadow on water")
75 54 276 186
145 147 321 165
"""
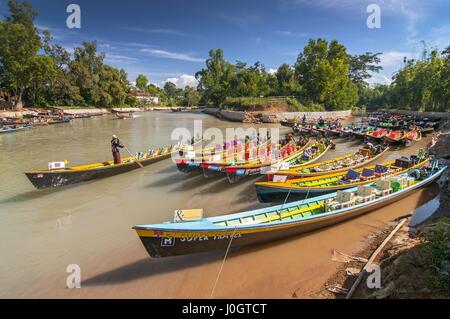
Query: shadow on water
0 183 79 205
146 170 202 188
82 251 224 286
152 163 179 174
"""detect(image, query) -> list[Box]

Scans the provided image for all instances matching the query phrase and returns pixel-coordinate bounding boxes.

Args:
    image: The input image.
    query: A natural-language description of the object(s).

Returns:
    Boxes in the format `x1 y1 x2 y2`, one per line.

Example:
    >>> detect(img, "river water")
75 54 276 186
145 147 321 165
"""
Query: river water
0 111 438 298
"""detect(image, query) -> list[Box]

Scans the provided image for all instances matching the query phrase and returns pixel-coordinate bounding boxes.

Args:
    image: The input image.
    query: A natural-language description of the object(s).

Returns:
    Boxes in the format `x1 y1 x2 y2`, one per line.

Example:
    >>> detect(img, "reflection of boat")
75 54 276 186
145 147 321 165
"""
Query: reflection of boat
25 145 178 189
266 146 389 179
255 153 429 202
133 162 446 258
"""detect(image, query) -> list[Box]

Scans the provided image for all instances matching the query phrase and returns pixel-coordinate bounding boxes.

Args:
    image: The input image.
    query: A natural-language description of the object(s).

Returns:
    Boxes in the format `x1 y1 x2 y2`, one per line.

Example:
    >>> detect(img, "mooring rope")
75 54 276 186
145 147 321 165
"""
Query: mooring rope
209 225 238 299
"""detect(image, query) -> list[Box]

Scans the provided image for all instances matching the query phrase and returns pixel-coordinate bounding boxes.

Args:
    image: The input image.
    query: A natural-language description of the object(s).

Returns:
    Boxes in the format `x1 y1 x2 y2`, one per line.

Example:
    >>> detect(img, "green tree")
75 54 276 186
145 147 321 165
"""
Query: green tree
0 0 42 109
275 63 300 96
163 81 177 99
294 38 358 110
195 49 236 105
136 74 148 91
349 52 382 86
182 86 200 107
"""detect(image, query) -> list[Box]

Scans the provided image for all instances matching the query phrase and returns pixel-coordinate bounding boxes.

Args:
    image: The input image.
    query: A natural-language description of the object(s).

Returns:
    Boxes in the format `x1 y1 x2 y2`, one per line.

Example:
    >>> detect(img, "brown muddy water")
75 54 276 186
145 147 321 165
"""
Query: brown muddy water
0 111 438 298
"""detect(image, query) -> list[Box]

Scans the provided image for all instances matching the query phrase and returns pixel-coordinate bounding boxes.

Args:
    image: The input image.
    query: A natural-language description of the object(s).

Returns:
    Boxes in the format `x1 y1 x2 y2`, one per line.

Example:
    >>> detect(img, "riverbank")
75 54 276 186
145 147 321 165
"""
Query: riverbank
202 107 352 123
315 119 450 299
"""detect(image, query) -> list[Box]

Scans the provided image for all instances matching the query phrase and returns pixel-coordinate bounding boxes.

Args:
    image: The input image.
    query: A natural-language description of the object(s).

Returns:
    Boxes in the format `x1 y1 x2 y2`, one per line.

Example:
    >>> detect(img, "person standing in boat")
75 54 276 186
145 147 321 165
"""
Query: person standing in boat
111 135 124 164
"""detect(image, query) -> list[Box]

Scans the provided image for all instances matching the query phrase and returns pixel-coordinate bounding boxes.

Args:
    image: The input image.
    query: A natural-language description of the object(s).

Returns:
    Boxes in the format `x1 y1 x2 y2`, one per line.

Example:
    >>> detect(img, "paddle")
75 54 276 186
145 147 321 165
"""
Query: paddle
123 145 145 169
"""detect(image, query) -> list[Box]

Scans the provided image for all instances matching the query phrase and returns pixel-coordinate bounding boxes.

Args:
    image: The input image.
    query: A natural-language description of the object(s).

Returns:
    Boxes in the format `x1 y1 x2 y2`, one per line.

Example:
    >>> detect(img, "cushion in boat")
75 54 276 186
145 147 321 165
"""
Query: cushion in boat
375 165 389 174
344 169 361 180
362 168 375 178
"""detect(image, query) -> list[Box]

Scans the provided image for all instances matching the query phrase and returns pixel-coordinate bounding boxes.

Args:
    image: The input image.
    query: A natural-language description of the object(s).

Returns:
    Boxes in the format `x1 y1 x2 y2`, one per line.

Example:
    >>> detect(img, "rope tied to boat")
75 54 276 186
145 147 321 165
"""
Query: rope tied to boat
209 225 238 299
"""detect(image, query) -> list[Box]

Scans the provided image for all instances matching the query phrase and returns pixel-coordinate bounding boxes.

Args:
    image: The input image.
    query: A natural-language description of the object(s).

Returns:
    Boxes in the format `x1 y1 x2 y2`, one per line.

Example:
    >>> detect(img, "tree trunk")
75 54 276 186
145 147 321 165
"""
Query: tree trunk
14 90 24 111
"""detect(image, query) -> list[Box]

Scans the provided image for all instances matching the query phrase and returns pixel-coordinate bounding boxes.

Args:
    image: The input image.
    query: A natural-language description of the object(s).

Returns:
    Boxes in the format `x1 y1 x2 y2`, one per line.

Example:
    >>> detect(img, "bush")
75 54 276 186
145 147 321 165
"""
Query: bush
421 217 450 294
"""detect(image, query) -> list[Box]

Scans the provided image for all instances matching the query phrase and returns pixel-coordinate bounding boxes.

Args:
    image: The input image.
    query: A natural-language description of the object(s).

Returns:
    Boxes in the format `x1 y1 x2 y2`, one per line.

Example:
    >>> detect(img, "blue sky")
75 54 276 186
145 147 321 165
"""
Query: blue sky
1 0 449 87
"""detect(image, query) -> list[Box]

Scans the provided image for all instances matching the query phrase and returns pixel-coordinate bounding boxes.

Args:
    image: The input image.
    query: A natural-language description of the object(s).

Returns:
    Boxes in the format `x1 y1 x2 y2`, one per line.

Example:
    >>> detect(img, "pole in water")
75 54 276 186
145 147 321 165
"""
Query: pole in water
123 145 145 169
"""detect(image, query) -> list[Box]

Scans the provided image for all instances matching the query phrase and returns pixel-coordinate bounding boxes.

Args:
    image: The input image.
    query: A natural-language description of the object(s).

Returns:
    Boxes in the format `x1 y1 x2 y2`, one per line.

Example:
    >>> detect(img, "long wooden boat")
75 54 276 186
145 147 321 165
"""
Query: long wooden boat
133 163 446 257
254 153 430 202
115 112 133 119
265 145 389 179
365 128 388 140
200 141 272 177
402 129 421 142
201 139 310 178
384 130 404 143
175 142 240 173
25 143 190 189
225 141 325 183
324 127 344 136
48 118 71 125
384 129 421 144
0 125 30 134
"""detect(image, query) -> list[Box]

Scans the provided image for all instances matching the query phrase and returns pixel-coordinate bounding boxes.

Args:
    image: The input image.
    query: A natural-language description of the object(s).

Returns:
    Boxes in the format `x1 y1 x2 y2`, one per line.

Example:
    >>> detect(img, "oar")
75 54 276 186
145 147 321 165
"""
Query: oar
123 146 145 169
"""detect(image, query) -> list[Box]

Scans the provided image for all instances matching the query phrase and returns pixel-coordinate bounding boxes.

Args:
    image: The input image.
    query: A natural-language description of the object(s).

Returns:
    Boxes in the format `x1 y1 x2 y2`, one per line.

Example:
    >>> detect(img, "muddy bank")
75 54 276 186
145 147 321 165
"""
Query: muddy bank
316 120 450 299
429 120 450 219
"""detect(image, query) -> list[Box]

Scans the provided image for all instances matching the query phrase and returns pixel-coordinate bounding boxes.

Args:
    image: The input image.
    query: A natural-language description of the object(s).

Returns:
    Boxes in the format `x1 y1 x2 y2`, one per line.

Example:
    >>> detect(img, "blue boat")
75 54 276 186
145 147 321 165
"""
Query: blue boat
134 162 446 258
0 125 29 134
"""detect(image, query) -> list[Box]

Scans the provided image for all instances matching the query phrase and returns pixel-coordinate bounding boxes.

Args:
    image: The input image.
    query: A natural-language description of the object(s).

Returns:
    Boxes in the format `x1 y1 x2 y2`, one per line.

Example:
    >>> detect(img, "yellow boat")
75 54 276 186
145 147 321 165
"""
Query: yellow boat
265 145 390 178
225 141 329 183
255 152 429 202
201 139 311 177
25 145 176 189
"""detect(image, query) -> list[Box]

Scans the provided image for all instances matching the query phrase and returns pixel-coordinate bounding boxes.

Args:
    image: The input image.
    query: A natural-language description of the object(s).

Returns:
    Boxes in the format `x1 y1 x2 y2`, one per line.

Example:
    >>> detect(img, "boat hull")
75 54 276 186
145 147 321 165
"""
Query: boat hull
202 165 227 177
25 153 172 189
255 157 430 202
255 184 339 202
136 169 443 257
176 162 202 173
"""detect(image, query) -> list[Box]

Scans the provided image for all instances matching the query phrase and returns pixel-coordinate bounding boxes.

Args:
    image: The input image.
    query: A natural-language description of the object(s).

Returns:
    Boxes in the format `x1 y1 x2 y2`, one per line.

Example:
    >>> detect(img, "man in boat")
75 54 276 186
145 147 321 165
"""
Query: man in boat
318 116 324 127
302 114 307 124
111 135 124 164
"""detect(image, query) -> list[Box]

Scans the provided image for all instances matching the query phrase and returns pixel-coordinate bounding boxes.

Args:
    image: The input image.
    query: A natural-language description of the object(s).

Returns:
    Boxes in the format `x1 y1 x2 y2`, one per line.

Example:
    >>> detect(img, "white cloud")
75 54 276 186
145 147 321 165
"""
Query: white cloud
163 74 198 88
274 30 308 38
368 73 393 85
268 68 278 75
368 50 414 84
379 51 412 67
119 27 194 37
140 49 204 62
105 54 138 64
